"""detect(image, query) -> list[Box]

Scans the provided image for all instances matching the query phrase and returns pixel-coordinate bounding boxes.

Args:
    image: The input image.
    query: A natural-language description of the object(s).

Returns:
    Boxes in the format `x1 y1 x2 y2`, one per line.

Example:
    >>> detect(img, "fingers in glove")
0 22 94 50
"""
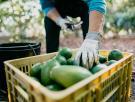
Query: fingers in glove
88 51 94 69
93 50 99 64
82 50 88 68
66 16 73 22
87 53 91 69
60 22 68 30
72 21 83 30
75 51 82 66
85 52 90 69
75 17 81 22
75 21 83 26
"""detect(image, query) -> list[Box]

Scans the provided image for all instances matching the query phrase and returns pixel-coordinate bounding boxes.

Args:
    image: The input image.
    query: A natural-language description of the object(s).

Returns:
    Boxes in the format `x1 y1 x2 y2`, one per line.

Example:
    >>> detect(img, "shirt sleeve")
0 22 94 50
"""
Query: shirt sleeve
87 0 106 14
39 0 55 15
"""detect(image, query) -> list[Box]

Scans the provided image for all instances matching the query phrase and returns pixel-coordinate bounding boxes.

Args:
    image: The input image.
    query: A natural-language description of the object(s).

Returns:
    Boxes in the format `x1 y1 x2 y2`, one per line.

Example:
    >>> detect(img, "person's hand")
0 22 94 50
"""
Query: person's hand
66 16 83 30
56 17 70 30
71 21 83 30
75 32 102 69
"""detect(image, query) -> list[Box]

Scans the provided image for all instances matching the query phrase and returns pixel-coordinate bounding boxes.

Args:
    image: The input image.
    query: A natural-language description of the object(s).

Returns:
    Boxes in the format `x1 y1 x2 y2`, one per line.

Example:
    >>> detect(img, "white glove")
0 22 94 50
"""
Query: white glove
75 32 102 69
55 17 70 30
66 16 83 30
72 21 83 30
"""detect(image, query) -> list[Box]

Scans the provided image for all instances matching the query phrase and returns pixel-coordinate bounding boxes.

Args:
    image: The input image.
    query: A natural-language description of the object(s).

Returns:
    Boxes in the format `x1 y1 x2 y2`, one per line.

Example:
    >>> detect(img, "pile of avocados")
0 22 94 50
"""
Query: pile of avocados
30 48 124 91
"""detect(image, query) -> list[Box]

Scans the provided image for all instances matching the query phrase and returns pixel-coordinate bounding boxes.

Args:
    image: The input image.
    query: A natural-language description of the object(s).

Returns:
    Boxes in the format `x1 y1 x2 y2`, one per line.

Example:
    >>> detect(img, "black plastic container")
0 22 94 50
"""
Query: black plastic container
0 42 41 91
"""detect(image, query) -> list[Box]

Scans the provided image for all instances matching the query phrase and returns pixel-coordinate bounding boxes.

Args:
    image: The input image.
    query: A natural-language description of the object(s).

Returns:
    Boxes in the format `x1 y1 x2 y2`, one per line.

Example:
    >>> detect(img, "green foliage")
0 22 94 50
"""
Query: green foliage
115 8 135 31
105 0 135 35
0 0 8 3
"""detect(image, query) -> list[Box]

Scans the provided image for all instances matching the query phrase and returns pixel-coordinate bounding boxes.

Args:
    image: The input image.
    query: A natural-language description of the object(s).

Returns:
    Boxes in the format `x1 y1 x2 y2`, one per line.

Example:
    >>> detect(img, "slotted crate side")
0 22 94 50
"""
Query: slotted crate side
9 52 57 74
4 52 58 102
99 56 133 102
5 62 54 102
4 50 133 102
4 51 74 102
5 64 35 102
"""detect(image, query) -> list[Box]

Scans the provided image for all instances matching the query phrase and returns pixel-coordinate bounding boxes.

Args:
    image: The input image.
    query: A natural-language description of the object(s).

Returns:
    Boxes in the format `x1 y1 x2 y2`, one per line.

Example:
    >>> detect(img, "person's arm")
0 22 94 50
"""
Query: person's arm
39 0 59 21
39 0 70 29
89 11 104 33
75 0 106 69
47 8 61 23
88 0 106 33
39 0 54 15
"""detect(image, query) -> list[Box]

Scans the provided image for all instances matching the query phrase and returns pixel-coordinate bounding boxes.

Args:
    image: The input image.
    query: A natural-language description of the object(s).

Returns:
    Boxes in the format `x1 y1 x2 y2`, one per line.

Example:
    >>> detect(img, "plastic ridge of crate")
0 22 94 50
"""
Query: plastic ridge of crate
4 50 134 102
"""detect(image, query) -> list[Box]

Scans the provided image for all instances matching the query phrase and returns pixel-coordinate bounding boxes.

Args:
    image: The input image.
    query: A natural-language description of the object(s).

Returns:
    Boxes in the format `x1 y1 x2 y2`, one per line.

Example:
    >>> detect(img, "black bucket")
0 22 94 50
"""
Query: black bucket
0 42 41 101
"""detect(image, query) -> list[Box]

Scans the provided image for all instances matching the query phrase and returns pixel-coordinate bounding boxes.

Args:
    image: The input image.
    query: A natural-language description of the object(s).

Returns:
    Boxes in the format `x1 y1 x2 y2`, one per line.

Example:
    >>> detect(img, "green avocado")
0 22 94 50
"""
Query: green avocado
41 59 60 86
51 65 92 88
99 55 107 63
67 58 78 65
46 83 64 91
106 60 117 66
30 63 42 80
54 55 67 65
108 49 124 61
58 47 72 59
90 64 107 74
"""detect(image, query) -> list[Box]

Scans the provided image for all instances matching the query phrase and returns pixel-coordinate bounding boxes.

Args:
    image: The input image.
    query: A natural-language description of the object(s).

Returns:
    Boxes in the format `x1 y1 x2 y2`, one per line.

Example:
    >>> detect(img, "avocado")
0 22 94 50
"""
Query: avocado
108 49 123 61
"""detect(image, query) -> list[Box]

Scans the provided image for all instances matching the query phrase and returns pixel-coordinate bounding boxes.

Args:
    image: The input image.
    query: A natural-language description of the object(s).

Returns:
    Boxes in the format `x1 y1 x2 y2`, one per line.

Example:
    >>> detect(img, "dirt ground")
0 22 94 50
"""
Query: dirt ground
59 36 135 54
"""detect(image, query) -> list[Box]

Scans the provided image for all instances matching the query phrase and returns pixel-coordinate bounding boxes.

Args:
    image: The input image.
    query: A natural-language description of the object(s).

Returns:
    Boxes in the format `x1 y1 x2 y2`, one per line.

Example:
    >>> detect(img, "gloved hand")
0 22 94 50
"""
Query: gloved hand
71 21 83 30
75 32 102 69
56 17 70 30
66 16 83 30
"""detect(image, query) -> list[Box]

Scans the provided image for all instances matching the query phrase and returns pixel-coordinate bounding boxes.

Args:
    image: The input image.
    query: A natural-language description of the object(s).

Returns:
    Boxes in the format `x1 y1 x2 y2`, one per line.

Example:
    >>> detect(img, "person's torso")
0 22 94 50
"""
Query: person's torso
54 0 87 4
49 0 89 17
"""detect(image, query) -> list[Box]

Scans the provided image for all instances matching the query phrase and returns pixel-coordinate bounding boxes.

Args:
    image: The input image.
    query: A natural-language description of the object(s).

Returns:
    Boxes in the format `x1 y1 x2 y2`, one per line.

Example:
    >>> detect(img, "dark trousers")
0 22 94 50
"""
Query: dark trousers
44 1 89 53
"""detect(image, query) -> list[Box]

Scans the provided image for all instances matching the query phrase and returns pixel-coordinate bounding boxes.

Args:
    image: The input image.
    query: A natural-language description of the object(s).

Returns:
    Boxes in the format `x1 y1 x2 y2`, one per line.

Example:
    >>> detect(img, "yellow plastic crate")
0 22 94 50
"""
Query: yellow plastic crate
4 50 133 102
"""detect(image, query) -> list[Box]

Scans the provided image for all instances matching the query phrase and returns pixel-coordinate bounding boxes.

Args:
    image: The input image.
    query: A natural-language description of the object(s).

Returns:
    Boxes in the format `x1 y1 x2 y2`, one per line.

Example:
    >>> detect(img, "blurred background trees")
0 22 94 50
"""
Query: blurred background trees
0 0 135 41
0 0 44 42
104 0 135 38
